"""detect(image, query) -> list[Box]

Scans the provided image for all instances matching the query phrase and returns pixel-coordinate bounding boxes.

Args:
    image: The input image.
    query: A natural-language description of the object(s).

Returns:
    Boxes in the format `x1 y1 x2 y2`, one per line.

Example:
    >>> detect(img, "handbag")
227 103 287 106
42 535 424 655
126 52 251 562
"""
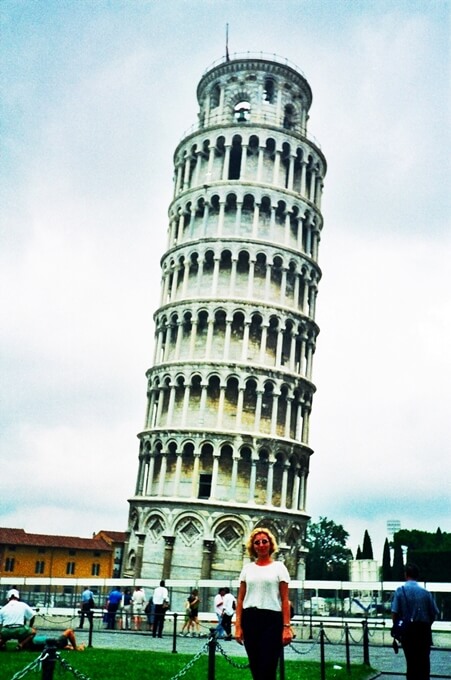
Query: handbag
391 587 412 642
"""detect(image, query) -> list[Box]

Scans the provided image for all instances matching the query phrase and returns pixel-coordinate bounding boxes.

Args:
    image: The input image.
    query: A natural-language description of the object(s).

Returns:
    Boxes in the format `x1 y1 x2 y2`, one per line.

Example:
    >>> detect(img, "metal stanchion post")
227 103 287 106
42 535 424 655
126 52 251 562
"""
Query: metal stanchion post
320 623 326 680
362 619 370 666
172 612 178 654
88 613 94 648
207 628 216 680
345 622 351 674
41 643 58 680
279 645 285 680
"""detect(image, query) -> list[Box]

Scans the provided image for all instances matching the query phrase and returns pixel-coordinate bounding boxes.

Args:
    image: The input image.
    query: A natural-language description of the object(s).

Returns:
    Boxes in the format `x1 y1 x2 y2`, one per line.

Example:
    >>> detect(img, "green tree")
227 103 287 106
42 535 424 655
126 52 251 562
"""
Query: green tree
361 530 374 559
381 538 392 580
305 516 353 580
355 545 362 560
392 541 405 580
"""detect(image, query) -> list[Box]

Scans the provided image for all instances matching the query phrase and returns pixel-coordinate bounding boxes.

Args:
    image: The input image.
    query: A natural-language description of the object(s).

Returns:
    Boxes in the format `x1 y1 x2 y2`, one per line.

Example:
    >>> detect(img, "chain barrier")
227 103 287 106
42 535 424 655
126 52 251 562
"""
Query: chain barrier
215 640 250 669
347 627 364 644
39 614 78 625
322 626 346 645
59 656 93 680
9 653 43 680
287 633 320 656
168 640 209 680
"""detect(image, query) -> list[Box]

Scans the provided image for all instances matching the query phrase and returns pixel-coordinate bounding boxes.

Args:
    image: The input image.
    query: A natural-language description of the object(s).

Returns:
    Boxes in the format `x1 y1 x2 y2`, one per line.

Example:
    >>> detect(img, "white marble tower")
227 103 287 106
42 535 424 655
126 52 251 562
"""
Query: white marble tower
125 54 326 581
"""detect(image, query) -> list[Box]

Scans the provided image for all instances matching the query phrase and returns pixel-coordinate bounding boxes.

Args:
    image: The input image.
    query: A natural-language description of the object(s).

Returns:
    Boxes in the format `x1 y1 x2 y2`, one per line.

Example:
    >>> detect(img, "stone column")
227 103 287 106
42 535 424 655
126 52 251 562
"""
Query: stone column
181 384 191 426
222 145 231 180
211 453 220 499
162 535 175 580
223 317 232 360
201 539 215 579
240 144 248 179
266 459 275 505
191 452 200 498
157 452 167 496
146 453 155 495
173 452 183 496
249 457 257 502
134 533 146 578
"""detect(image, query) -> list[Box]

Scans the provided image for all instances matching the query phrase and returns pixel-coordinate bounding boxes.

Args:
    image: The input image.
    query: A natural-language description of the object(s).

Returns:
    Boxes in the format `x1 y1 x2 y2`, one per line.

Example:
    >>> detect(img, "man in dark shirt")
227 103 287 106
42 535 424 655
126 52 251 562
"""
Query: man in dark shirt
391 563 439 680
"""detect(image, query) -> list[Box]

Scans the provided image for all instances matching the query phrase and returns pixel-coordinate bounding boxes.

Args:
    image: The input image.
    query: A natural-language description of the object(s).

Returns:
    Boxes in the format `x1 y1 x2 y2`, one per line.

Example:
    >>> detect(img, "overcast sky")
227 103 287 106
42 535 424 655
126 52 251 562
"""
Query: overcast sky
1 0 450 563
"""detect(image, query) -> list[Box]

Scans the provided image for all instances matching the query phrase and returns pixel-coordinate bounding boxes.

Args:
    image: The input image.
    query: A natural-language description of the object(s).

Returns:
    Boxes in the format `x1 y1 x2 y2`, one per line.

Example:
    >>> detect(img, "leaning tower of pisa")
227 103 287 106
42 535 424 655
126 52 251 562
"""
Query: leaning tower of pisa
125 54 326 581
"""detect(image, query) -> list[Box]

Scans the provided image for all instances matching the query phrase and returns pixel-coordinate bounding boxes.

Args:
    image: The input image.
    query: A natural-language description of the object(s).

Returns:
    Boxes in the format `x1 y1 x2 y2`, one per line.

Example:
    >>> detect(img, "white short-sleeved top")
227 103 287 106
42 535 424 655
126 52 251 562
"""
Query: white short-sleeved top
239 560 290 612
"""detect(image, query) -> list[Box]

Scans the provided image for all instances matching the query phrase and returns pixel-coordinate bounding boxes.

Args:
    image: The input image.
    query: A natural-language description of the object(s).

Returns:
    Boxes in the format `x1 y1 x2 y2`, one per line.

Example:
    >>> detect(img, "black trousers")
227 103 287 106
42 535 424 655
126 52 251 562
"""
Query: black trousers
79 604 93 628
402 622 432 680
242 608 283 680
152 604 166 637
222 612 232 637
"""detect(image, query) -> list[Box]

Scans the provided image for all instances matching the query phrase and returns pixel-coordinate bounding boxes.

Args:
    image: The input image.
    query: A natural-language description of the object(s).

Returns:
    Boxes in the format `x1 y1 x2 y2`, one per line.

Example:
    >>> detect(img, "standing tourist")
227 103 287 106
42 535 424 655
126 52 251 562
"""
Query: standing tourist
221 587 236 641
214 587 226 638
106 586 122 630
152 580 169 638
78 586 95 629
234 527 293 680
131 586 146 631
391 563 439 680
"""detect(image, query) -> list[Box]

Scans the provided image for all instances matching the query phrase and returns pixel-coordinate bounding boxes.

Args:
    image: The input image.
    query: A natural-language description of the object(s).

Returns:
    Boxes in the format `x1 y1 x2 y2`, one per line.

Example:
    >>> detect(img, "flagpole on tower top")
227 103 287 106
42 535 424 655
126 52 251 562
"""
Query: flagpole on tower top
226 23 230 61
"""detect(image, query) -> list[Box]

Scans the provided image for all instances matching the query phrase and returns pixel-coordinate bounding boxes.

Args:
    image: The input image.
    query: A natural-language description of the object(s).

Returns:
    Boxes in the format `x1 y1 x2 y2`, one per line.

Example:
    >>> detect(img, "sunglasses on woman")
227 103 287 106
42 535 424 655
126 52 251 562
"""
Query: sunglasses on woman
253 539 269 545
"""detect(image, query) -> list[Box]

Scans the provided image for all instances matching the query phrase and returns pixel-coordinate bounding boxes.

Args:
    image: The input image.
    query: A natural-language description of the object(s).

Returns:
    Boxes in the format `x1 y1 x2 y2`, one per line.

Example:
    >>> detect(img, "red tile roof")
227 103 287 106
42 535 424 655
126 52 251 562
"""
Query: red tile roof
94 530 127 544
0 527 112 552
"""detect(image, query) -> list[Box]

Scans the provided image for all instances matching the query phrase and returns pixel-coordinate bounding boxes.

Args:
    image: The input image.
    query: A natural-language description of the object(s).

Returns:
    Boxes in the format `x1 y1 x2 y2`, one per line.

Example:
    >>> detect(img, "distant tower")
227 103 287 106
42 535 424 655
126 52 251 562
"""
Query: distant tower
387 519 401 541
125 54 327 580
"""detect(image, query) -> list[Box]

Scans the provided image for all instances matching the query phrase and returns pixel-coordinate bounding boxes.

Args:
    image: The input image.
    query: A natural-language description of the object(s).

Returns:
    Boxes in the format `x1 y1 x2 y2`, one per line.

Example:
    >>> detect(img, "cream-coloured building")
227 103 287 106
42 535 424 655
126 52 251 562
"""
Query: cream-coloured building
125 53 327 581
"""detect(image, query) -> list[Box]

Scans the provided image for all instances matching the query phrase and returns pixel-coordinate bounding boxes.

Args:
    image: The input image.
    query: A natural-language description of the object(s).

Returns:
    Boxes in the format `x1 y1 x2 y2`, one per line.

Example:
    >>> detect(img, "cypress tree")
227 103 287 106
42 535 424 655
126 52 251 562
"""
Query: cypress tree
392 541 405 580
356 545 362 560
362 530 374 559
382 538 392 580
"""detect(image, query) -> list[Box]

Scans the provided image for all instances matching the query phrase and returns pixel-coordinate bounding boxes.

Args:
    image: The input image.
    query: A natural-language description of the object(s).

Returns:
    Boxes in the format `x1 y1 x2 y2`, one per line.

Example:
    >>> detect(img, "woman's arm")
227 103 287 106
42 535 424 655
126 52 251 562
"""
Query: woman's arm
234 581 246 644
279 581 293 646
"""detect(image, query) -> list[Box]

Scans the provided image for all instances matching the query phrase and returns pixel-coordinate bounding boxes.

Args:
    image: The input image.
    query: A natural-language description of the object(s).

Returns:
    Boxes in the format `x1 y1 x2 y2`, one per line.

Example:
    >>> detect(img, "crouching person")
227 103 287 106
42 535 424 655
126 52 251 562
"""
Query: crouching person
0 589 36 651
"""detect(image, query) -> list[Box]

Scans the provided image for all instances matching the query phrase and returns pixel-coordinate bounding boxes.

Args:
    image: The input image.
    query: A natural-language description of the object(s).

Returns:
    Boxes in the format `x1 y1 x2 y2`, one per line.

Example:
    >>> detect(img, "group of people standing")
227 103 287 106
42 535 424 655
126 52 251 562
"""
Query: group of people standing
103 581 170 635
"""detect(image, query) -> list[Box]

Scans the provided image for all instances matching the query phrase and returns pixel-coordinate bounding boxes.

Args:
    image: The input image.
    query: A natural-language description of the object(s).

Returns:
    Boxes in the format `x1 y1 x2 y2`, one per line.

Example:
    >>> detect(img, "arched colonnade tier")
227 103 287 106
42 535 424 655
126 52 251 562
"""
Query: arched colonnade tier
125 505 307 579
173 131 325 209
143 367 314 443
152 305 318 379
159 243 321 316
168 185 323 257
134 434 311 513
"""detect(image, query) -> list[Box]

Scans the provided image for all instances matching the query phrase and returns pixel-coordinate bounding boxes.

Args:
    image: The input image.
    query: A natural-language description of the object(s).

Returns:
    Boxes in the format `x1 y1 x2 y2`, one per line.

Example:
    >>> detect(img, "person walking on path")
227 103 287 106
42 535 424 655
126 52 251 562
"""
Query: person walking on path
187 589 201 637
180 595 194 636
391 563 439 680
78 587 95 629
234 527 293 680
152 580 169 638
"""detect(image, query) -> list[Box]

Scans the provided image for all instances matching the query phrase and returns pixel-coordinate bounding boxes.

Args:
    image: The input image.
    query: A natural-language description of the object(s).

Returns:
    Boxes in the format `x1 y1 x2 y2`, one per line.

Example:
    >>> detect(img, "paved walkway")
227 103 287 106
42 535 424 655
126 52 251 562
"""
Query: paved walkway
61 626 451 677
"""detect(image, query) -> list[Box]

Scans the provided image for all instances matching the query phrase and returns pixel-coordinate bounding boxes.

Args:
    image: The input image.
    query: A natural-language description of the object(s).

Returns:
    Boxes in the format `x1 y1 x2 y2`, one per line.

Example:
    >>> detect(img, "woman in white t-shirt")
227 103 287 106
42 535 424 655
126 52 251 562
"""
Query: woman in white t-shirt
234 527 293 680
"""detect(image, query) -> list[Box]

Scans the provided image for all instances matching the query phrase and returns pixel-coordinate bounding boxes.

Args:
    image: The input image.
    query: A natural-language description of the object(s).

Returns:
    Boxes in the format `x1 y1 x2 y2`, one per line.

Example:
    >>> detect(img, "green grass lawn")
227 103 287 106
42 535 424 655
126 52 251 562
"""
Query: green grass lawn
2 648 375 680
